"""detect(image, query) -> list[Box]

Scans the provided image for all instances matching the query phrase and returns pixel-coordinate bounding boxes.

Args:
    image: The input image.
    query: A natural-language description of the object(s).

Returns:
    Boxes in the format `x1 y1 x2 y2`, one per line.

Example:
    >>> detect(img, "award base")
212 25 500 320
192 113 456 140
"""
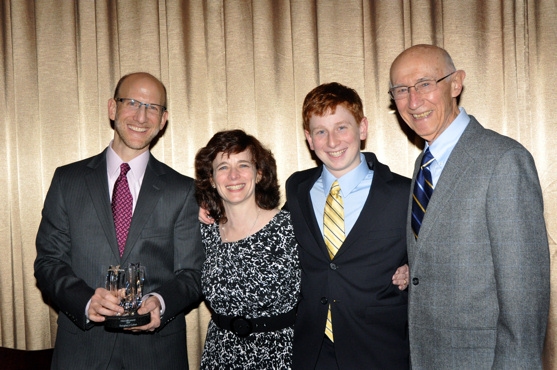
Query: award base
104 313 151 329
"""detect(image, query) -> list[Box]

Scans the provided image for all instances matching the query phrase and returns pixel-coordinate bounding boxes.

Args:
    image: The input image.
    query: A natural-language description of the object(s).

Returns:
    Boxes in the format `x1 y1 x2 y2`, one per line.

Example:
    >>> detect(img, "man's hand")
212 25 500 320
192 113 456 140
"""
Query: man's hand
125 295 162 332
198 207 214 224
88 287 124 322
392 264 409 290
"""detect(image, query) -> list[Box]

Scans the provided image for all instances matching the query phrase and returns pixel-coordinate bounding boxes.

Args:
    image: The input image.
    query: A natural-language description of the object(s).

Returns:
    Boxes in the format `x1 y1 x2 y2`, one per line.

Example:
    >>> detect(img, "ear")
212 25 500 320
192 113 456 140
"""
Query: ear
108 98 117 121
304 130 315 150
451 70 466 98
256 170 262 184
359 117 368 140
158 110 169 131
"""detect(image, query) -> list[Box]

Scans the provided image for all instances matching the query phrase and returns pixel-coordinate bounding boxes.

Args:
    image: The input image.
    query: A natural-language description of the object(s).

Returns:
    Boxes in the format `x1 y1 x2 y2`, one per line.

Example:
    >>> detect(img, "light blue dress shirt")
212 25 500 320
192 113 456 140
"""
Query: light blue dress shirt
311 153 374 237
426 107 470 187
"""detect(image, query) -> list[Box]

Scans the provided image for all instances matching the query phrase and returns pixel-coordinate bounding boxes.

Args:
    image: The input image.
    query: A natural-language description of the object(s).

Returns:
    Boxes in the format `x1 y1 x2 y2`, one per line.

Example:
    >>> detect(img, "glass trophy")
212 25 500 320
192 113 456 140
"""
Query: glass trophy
104 263 151 329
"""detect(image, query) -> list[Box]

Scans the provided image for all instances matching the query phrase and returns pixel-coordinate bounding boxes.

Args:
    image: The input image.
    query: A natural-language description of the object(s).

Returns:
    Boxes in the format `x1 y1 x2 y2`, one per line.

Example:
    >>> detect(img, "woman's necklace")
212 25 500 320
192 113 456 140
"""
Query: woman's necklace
221 208 261 242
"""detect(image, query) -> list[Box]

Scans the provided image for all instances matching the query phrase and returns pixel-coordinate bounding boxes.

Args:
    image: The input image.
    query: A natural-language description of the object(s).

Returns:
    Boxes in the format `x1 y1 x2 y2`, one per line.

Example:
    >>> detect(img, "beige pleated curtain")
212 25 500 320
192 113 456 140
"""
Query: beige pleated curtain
1 0 556 368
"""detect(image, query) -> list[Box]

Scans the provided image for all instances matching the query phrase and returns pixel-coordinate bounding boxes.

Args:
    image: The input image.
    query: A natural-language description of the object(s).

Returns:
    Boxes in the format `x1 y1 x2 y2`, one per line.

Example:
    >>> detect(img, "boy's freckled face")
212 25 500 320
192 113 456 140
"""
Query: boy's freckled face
305 105 367 178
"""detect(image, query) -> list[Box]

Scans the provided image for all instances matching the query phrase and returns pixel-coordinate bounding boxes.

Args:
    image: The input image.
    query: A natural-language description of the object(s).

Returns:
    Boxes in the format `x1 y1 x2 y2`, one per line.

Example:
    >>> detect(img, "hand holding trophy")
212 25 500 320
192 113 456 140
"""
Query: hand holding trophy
104 263 151 329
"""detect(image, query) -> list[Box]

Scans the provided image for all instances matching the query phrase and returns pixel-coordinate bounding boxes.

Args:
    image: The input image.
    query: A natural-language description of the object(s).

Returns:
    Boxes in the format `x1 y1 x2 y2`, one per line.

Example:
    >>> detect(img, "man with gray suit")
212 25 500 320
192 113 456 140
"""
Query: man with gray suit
389 44 549 369
34 72 204 369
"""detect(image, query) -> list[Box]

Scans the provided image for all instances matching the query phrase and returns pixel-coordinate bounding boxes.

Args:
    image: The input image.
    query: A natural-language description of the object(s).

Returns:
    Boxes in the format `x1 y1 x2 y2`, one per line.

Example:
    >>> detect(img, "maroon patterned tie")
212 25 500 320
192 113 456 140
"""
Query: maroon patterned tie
112 163 132 257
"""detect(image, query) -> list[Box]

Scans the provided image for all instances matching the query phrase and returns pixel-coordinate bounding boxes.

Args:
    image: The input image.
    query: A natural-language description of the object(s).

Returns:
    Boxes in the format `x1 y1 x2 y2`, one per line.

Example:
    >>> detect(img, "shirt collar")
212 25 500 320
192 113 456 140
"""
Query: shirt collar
106 141 150 181
426 107 470 166
322 153 370 196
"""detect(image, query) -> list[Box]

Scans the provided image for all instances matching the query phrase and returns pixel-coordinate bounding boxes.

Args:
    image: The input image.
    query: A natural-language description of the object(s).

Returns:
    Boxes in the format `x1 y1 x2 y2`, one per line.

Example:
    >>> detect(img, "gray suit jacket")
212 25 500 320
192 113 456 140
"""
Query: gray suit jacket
34 150 204 370
407 116 549 369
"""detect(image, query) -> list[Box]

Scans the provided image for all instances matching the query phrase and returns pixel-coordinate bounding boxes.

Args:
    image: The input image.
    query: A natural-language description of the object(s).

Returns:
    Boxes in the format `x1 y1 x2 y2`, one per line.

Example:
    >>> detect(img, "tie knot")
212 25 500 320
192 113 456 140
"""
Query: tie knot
120 163 131 176
421 148 434 168
330 181 341 196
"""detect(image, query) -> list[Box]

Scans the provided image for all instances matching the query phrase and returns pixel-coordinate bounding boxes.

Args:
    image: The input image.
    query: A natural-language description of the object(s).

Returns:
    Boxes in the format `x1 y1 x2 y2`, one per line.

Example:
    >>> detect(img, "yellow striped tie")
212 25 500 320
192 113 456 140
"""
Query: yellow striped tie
323 180 345 342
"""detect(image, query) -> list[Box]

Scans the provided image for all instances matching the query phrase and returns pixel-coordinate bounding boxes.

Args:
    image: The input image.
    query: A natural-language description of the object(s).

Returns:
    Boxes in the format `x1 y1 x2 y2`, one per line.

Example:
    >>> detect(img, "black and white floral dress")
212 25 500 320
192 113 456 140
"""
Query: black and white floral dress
200 209 301 370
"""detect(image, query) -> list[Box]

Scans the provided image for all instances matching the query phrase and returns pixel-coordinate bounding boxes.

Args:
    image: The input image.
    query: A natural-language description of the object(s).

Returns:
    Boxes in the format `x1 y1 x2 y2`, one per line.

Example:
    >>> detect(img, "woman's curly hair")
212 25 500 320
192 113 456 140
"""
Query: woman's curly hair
194 129 280 224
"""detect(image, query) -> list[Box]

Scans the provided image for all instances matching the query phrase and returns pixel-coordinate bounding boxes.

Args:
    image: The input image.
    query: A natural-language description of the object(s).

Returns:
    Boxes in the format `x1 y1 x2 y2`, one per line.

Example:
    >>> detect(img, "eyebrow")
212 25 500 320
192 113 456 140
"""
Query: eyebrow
215 159 252 166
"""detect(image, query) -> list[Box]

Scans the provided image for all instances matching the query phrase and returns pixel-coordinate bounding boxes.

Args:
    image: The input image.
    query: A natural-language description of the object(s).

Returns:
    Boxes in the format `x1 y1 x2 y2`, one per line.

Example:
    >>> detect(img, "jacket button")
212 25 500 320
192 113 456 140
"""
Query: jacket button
320 297 328 305
329 263 337 270
412 277 419 285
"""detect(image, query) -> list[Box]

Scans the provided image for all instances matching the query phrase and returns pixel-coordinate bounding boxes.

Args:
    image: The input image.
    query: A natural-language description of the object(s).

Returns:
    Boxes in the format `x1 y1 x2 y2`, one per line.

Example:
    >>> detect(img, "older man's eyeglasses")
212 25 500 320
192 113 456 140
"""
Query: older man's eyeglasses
389 71 456 100
116 98 166 116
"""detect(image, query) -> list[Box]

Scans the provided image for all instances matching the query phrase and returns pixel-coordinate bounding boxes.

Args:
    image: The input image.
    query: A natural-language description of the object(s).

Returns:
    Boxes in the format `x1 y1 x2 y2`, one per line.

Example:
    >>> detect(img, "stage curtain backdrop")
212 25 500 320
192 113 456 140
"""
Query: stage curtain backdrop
1 0 556 368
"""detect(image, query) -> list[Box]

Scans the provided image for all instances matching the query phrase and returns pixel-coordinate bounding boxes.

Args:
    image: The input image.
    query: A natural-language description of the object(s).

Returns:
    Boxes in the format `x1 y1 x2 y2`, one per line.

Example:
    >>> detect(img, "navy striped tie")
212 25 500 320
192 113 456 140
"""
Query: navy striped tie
411 149 434 239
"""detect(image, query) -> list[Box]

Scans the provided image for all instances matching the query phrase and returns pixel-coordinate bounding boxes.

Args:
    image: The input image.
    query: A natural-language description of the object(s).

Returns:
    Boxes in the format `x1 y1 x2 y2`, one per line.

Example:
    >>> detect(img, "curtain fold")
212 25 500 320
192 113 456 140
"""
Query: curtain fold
1 1 556 368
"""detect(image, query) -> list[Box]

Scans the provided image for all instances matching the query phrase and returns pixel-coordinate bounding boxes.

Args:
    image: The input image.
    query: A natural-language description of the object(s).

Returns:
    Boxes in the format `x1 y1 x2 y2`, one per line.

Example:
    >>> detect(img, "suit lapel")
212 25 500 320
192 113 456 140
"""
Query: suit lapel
335 153 391 259
84 150 120 260
408 155 421 253
416 118 482 244
296 168 331 260
121 155 165 262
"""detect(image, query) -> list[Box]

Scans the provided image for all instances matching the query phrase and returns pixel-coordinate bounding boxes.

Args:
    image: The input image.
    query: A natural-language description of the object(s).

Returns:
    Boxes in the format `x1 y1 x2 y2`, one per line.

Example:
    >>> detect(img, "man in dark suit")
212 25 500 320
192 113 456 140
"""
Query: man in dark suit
286 82 410 369
389 44 549 368
34 72 204 369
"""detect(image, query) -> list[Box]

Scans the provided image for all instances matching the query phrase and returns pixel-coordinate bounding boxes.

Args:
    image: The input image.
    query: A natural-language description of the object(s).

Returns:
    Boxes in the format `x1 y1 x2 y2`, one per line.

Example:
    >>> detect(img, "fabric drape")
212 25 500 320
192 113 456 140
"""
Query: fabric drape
1 1 556 368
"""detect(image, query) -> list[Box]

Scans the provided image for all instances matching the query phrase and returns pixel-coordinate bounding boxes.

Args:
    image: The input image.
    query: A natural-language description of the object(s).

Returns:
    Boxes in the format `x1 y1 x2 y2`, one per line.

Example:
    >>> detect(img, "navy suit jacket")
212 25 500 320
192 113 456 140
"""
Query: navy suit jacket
34 150 204 370
286 152 410 369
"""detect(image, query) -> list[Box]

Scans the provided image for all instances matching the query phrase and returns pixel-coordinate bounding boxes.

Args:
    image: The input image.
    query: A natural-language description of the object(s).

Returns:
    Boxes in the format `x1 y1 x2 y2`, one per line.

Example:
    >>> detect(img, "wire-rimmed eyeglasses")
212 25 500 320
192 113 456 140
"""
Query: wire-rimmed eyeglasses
116 98 166 116
389 71 456 100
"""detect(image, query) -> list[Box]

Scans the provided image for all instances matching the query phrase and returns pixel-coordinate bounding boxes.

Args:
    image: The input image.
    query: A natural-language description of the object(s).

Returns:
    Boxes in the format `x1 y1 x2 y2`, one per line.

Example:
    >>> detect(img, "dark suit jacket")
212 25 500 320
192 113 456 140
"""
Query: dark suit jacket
407 117 549 369
34 149 204 370
286 152 410 369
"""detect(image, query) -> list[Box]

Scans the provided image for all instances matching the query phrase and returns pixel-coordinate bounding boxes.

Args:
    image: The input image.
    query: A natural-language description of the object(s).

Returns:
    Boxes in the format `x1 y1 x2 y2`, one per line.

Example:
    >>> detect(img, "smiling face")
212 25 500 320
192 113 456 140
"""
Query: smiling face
390 45 465 144
211 150 261 208
305 104 368 178
108 73 168 161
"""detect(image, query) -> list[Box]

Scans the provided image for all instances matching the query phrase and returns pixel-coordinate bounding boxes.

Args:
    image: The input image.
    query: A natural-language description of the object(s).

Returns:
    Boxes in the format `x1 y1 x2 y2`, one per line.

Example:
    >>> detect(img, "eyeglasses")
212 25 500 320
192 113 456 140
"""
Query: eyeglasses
389 71 456 100
116 98 166 116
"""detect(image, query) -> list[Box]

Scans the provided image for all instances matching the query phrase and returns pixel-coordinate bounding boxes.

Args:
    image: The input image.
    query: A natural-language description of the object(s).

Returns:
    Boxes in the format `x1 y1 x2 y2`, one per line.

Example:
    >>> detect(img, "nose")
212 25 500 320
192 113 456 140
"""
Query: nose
327 132 340 148
408 87 423 109
228 167 239 179
133 104 148 122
